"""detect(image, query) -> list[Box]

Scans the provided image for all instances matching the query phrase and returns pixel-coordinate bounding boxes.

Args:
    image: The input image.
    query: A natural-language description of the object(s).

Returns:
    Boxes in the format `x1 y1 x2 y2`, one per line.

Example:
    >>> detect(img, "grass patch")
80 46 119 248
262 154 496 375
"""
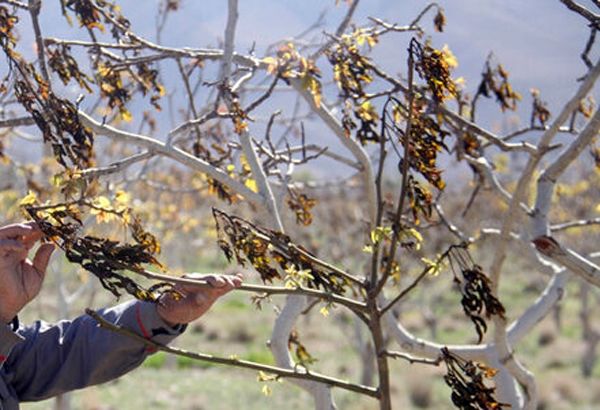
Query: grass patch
177 355 215 369
242 349 276 366
143 352 167 369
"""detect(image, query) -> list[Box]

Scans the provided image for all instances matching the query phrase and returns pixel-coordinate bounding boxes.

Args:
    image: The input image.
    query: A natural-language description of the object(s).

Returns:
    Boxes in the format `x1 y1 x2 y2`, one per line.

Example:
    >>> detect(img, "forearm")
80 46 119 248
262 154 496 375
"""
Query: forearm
3 300 185 402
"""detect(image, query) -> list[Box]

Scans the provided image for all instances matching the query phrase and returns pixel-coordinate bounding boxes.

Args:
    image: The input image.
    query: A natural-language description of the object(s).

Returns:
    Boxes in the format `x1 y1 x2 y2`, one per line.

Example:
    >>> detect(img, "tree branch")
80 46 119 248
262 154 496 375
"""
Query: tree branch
78 111 264 206
559 0 600 27
28 0 50 85
79 151 154 179
310 0 360 60
220 0 239 82
86 309 379 398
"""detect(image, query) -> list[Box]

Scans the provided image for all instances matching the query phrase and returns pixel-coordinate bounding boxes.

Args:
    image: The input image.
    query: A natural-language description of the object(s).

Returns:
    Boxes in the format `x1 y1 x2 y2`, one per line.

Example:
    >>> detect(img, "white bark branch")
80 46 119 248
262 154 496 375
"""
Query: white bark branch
78 111 264 205
290 80 377 227
221 0 238 82
270 295 336 410
532 108 600 238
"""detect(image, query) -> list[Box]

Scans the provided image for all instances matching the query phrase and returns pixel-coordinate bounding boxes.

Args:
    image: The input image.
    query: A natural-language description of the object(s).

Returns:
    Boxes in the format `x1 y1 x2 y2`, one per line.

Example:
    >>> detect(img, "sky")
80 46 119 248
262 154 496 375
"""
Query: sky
4 0 598 175
31 0 594 115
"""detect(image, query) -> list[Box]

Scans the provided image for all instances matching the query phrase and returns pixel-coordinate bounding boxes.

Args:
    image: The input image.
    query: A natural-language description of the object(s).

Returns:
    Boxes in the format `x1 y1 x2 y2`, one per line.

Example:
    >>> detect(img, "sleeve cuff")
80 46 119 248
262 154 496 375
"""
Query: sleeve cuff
132 301 187 346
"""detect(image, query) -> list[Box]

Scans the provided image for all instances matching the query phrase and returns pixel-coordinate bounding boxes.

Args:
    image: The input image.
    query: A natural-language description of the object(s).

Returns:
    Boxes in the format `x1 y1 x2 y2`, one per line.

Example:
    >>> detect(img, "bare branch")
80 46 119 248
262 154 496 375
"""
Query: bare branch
559 0 600 27
78 111 264 206
27 0 50 84
0 0 28 9
86 309 379 398
310 0 360 60
220 0 239 82
289 78 377 227
0 116 35 128
128 267 369 315
79 151 154 179
384 350 441 366
581 27 597 69
550 217 600 232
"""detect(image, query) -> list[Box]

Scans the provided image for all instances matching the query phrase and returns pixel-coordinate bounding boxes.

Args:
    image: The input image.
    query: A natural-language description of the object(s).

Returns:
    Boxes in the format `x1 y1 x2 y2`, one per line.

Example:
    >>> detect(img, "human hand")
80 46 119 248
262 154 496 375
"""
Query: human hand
156 273 243 326
0 222 55 323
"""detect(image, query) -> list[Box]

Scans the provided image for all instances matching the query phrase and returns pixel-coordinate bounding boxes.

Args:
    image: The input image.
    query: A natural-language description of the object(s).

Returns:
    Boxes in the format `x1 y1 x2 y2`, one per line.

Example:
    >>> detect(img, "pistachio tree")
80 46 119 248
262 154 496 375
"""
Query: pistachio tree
0 1 599 409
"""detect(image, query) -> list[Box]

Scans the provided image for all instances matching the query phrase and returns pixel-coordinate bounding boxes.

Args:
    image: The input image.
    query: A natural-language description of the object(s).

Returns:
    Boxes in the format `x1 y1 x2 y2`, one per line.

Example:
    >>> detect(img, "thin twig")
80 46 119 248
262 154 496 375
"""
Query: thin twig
0 116 35 128
559 0 600 28
0 0 28 9
79 151 154 179
131 268 369 314
373 47 416 295
245 75 279 113
86 309 379 398
28 0 50 85
385 350 441 366
581 27 597 69
550 217 600 232
220 0 239 82
310 0 360 60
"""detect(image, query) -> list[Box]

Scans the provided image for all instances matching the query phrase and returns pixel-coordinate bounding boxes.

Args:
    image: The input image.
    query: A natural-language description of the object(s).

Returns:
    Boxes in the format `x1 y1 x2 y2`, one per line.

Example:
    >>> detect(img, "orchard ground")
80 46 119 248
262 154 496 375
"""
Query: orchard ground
19 249 600 410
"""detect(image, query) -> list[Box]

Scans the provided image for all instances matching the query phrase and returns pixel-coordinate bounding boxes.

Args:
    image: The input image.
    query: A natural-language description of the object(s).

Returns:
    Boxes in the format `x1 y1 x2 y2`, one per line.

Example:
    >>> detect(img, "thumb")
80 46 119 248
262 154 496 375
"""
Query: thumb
32 243 55 276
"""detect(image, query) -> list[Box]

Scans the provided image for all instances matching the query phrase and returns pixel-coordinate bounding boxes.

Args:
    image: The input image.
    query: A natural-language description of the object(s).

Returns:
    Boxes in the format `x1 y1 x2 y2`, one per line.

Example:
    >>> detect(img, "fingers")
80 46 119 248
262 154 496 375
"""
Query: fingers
232 272 244 286
157 273 243 325
32 243 55 277
176 272 244 305
184 272 244 288
206 275 227 288
0 222 43 250
0 223 36 240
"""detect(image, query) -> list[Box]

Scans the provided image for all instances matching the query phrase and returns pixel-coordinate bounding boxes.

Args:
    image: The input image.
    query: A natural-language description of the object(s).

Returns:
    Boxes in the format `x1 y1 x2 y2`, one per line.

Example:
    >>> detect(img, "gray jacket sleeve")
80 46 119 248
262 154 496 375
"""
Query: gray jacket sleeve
0 300 184 402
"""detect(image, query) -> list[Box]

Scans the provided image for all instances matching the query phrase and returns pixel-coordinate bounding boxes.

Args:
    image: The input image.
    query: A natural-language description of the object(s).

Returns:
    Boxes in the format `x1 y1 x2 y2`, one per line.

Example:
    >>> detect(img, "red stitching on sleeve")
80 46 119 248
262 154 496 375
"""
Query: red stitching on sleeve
0 355 7 363
135 304 151 339
135 304 157 353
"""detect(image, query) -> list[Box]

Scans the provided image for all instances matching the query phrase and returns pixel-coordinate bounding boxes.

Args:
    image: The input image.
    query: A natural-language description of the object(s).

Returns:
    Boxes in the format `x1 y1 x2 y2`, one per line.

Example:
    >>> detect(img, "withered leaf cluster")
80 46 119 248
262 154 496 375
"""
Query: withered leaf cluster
265 42 322 107
136 62 164 111
530 89 551 127
411 39 457 103
97 62 132 120
61 0 130 39
461 131 481 158
47 44 94 93
24 201 170 302
207 177 237 204
396 98 450 191
213 209 351 294
448 246 506 343
441 348 509 410
288 329 317 367
226 89 250 136
327 32 374 101
433 8 446 33
327 30 380 144
0 11 95 171
578 95 595 119
0 6 19 56
13 66 95 170
475 60 521 112
286 188 317 226
405 175 433 225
